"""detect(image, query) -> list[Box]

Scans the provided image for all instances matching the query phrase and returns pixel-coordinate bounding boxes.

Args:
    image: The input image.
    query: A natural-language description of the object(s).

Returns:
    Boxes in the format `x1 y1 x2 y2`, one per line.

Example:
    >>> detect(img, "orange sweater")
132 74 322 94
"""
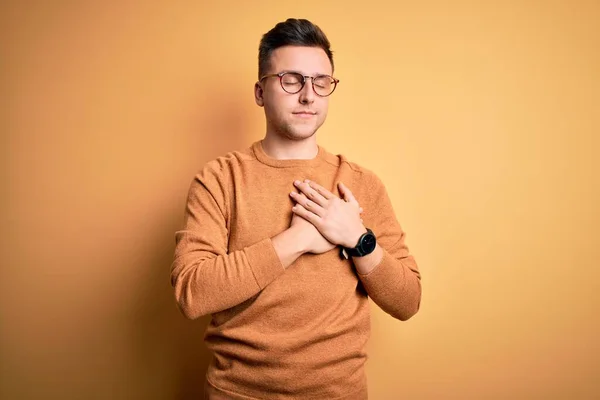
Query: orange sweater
171 141 421 399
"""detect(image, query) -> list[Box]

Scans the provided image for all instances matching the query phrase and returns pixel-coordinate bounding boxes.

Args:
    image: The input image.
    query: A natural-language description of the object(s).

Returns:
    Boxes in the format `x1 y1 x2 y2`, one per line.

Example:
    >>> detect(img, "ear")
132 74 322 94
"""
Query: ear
254 82 264 107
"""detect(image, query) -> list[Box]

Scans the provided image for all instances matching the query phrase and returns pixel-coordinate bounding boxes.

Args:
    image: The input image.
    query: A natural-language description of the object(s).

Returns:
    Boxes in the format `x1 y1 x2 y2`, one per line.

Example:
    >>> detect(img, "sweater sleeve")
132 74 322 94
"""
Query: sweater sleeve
170 162 285 319
357 172 422 321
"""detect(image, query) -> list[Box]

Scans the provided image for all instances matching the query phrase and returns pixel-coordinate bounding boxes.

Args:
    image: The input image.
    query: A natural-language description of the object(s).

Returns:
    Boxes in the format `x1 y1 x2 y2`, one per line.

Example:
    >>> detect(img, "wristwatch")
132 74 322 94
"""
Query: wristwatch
340 228 377 259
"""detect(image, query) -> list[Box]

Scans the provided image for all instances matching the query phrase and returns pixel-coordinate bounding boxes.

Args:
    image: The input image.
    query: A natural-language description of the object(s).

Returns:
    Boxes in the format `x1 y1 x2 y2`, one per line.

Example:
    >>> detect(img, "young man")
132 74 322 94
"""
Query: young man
171 18 422 400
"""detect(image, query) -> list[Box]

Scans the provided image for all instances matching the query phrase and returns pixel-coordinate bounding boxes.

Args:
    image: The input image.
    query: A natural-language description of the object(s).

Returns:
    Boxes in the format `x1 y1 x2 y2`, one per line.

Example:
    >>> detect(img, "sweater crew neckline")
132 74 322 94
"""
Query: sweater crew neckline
252 140 326 168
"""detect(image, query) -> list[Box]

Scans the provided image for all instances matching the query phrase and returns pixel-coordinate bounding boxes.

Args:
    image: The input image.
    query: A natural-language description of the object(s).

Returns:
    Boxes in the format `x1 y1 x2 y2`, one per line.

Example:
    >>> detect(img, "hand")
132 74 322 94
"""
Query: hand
290 212 335 254
290 180 366 248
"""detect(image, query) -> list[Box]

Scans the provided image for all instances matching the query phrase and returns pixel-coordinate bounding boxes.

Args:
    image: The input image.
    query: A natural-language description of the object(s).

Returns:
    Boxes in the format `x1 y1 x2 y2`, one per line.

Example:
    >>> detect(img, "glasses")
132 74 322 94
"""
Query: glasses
259 72 339 97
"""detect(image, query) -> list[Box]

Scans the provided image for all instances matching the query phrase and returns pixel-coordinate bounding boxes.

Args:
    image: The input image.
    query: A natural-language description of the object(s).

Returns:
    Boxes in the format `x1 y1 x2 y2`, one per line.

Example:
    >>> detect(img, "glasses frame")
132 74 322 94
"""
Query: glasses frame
259 71 340 97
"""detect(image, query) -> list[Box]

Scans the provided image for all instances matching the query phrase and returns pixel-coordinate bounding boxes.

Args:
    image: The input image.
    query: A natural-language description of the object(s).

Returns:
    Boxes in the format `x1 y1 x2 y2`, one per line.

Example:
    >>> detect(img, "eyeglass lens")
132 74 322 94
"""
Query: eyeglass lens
280 72 336 96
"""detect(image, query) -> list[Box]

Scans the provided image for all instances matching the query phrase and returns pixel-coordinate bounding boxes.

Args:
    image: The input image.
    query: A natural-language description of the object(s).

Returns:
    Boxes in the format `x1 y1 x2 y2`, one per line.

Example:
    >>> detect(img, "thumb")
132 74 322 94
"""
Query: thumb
338 182 359 206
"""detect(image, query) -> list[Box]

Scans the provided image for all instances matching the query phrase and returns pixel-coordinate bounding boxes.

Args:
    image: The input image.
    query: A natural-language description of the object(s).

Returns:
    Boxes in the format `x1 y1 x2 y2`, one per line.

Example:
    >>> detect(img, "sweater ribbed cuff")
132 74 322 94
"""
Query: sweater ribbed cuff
244 238 285 289
356 247 389 278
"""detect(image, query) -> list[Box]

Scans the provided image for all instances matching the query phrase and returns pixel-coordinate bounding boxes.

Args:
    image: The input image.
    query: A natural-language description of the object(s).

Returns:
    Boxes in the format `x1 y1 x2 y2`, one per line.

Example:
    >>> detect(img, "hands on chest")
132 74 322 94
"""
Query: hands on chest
289 179 366 252
272 178 382 273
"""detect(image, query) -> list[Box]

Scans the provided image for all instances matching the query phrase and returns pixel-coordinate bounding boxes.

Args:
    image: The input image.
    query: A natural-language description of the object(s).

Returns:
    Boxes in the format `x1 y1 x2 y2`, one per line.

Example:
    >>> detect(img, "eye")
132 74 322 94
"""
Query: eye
281 73 303 86
313 76 332 90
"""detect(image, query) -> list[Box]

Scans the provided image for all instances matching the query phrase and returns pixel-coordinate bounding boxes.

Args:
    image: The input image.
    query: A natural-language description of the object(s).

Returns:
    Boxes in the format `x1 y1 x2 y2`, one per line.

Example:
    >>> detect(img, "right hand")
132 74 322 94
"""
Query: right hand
290 205 364 255
291 212 335 254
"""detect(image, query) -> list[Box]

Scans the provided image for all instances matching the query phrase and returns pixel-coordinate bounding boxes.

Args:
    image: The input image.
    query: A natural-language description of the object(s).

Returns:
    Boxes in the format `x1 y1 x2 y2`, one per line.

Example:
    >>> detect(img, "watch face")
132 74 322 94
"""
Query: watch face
361 233 377 254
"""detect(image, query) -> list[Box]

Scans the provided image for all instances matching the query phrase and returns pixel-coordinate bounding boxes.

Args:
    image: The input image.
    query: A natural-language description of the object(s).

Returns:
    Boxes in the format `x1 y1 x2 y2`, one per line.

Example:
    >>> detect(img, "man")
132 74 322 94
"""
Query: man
171 18 421 400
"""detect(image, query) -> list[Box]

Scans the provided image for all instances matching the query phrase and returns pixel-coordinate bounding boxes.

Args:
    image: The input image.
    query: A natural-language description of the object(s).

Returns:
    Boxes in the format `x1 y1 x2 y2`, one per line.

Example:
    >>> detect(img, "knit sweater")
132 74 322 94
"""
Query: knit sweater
170 140 422 399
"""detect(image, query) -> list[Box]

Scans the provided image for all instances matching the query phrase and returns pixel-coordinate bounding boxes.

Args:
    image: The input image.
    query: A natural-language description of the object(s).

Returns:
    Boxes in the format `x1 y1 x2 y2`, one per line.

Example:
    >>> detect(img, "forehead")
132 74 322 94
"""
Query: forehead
268 45 332 75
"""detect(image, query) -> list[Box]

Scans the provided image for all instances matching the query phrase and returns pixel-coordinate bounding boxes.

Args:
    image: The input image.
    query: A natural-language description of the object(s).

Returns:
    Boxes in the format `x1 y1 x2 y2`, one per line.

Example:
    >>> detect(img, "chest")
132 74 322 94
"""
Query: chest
218 164 370 323
227 168 342 252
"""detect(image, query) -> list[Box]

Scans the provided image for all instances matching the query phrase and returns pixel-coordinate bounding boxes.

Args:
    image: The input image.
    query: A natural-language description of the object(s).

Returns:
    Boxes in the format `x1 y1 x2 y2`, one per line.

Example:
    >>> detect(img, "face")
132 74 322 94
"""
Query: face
255 46 334 142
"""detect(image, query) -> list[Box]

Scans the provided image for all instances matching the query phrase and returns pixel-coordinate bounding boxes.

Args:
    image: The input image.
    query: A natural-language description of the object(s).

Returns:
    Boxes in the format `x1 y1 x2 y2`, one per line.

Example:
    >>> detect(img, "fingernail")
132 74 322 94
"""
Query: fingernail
294 180 300 185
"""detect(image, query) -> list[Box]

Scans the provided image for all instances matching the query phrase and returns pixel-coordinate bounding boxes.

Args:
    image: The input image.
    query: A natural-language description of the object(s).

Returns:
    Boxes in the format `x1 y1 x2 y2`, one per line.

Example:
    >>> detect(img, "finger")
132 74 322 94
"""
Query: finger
302 179 335 200
290 192 325 218
294 180 328 206
338 182 359 206
292 203 321 226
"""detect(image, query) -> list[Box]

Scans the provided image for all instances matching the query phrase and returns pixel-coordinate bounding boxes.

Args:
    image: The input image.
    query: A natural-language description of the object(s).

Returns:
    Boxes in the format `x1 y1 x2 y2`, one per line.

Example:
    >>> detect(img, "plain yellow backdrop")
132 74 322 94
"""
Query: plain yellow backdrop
1 1 598 399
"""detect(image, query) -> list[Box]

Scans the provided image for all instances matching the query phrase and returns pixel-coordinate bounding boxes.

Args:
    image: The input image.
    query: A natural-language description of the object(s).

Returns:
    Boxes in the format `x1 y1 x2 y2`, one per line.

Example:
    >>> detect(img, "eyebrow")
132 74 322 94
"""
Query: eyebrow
280 70 332 77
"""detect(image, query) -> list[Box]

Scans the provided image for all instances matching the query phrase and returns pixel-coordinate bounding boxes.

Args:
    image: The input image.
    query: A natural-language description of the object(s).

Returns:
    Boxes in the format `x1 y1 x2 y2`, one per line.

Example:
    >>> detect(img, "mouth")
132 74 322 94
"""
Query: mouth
293 111 317 117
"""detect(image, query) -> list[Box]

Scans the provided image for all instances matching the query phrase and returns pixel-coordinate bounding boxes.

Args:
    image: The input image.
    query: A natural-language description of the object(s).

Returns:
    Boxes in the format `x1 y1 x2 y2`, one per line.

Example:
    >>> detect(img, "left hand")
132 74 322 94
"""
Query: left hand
290 179 366 248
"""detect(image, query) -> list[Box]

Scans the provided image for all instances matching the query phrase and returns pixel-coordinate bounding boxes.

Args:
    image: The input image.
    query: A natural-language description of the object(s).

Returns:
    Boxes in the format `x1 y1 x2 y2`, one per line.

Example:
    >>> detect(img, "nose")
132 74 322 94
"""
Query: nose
298 77 315 104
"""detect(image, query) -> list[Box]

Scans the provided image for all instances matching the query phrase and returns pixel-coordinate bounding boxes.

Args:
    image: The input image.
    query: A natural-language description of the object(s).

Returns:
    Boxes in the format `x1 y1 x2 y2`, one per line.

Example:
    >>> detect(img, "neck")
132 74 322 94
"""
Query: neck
261 133 318 160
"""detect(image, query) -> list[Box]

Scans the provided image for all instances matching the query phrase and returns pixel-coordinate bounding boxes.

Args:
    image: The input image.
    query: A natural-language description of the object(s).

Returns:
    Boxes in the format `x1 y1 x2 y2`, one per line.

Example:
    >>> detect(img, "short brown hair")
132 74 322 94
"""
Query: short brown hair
258 18 334 79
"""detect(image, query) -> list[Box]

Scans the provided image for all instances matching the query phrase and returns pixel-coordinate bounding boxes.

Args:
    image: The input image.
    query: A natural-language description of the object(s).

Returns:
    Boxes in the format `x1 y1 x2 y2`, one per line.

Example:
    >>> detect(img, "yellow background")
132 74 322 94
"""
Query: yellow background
1 1 598 399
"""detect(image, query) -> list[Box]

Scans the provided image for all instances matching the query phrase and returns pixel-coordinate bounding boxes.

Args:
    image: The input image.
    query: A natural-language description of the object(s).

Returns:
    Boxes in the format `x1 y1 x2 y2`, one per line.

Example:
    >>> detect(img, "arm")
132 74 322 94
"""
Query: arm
354 174 422 321
170 165 305 320
291 176 421 321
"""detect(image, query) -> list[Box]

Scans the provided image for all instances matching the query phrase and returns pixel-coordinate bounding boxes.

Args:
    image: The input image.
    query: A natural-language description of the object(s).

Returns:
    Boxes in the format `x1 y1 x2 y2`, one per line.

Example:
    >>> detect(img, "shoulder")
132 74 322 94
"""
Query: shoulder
323 147 385 190
187 146 255 216
194 144 255 182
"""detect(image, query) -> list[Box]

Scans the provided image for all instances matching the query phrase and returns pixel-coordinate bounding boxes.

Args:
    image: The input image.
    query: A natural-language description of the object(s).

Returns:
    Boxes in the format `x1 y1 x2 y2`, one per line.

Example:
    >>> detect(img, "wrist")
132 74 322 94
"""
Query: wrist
353 244 383 274
288 224 310 255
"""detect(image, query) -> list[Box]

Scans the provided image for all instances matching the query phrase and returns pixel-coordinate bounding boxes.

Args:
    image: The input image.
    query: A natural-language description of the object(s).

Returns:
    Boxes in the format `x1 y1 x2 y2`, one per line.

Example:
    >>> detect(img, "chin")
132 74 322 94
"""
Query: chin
281 122 323 141
285 130 316 141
